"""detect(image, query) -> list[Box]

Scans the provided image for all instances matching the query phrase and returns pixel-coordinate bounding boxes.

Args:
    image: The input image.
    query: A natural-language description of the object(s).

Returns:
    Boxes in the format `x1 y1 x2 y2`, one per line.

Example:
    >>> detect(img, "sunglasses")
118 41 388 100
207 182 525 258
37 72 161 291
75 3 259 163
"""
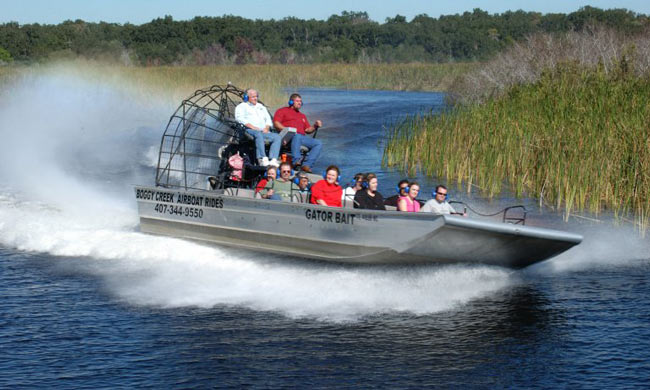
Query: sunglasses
436 192 447 196
280 170 291 173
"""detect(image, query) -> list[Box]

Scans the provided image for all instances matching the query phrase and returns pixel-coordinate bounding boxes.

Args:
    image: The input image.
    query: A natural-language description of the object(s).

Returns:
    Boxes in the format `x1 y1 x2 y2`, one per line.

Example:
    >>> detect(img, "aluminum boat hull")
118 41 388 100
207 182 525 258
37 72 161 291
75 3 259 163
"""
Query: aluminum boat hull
135 186 582 268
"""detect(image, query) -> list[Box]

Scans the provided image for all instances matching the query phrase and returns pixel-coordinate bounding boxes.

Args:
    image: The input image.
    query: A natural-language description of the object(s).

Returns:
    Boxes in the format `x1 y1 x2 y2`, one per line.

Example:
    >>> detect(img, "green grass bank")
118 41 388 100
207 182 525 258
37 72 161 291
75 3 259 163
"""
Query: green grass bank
384 61 650 231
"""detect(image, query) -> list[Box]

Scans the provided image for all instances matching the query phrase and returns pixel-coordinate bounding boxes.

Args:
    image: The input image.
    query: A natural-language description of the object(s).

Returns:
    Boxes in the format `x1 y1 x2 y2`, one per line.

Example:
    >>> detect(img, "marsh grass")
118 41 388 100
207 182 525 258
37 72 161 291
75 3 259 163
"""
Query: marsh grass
384 61 650 232
0 61 472 109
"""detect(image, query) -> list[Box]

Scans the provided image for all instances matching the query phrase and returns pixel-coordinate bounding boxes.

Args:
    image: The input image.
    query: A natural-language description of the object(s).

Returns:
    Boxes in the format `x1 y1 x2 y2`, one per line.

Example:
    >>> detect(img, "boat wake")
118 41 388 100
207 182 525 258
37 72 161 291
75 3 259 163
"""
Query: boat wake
0 189 515 322
0 66 647 322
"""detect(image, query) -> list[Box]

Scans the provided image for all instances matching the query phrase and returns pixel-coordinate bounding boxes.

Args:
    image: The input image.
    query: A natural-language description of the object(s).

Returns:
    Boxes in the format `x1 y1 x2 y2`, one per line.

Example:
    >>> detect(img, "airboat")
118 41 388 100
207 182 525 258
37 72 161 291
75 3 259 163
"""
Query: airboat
134 84 582 269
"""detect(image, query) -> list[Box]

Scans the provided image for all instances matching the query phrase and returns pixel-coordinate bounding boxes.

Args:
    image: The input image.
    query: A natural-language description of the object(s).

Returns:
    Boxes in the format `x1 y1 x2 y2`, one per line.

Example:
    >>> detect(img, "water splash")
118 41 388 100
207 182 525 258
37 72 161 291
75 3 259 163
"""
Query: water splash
529 221 650 274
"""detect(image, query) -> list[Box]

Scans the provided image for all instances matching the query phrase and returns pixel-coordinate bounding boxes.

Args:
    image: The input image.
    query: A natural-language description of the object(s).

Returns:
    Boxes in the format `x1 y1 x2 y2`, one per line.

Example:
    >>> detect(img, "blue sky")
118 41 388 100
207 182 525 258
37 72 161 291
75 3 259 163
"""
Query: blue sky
2 0 649 25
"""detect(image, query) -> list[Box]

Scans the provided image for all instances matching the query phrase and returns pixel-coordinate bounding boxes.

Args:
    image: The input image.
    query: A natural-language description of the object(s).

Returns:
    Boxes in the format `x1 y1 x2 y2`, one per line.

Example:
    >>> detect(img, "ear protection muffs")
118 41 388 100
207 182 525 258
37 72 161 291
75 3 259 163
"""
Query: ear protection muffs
396 185 409 194
322 171 341 183
294 176 311 190
288 97 302 107
293 176 309 185
433 190 448 201
263 169 279 178
243 90 258 103
350 177 368 189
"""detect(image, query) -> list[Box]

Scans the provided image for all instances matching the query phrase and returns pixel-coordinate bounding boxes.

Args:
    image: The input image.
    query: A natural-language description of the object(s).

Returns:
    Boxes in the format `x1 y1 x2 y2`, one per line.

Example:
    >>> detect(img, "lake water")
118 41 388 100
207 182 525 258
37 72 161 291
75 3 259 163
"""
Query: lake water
1 74 649 389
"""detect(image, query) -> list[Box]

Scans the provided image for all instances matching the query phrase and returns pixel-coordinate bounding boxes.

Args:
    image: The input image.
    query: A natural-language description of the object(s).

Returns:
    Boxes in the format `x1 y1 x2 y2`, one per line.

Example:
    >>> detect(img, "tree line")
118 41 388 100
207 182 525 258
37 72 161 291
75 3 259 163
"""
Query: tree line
0 7 648 65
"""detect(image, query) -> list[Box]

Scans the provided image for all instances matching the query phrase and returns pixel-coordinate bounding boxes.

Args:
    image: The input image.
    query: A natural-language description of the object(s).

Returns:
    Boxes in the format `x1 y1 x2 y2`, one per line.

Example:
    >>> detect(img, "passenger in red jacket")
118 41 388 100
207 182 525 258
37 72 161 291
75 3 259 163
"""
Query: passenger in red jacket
310 165 342 207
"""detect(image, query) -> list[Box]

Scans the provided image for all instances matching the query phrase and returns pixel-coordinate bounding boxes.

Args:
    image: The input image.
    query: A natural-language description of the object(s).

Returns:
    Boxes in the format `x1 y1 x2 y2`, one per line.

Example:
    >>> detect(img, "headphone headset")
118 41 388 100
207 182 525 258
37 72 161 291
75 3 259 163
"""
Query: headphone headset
322 171 342 183
263 168 278 178
396 185 410 194
243 90 258 103
288 96 302 107
293 175 311 187
350 177 368 189
265 167 294 178
433 190 448 201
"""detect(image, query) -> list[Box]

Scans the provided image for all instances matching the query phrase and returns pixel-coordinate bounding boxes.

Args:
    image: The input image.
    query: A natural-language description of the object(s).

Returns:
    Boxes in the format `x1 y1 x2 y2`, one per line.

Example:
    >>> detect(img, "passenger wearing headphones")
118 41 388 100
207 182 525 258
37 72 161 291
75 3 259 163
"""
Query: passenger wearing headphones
235 88 281 167
272 162 299 201
295 172 311 194
354 173 386 210
273 93 323 174
256 166 278 199
384 179 410 207
310 165 342 207
398 181 421 212
342 173 365 207
421 185 459 214
257 163 298 201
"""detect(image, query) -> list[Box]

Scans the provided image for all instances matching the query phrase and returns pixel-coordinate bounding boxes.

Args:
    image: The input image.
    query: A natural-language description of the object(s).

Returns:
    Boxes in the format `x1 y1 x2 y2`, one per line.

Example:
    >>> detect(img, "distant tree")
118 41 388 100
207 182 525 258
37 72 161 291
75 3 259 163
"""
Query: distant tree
0 46 12 63
234 36 254 64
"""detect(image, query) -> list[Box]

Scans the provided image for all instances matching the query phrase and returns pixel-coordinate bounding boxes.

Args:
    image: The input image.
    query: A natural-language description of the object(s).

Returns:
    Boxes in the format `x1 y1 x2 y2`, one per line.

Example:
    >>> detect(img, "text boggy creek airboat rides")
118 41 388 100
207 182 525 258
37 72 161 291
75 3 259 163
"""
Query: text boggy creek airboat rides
134 84 582 268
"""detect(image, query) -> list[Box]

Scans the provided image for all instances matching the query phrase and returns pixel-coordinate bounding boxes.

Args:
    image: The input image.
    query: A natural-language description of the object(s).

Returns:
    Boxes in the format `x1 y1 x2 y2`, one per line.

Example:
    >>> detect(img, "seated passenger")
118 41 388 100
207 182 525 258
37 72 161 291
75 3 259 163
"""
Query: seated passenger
270 162 299 201
273 93 323 173
294 172 311 194
256 163 298 201
235 88 281 167
398 181 420 212
256 166 277 198
354 173 386 210
310 165 342 207
342 173 365 207
384 179 409 207
421 185 465 215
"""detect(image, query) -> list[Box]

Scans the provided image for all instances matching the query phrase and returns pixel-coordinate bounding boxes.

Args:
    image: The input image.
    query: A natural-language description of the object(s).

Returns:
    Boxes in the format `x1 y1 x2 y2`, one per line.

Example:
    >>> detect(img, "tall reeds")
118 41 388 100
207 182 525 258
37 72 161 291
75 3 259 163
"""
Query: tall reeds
384 60 650 231
0 61 472 109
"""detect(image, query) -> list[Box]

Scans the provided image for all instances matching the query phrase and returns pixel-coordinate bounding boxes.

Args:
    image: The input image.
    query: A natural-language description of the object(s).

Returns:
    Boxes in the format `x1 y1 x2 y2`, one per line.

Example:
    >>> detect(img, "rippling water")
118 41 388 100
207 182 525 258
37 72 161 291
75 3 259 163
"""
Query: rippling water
1 70 649 389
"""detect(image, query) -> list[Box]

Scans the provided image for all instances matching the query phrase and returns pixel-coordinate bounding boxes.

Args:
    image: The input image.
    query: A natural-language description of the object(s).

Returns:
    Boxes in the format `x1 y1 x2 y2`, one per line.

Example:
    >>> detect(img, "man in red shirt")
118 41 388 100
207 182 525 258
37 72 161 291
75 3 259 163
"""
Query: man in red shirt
273 93 323 173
